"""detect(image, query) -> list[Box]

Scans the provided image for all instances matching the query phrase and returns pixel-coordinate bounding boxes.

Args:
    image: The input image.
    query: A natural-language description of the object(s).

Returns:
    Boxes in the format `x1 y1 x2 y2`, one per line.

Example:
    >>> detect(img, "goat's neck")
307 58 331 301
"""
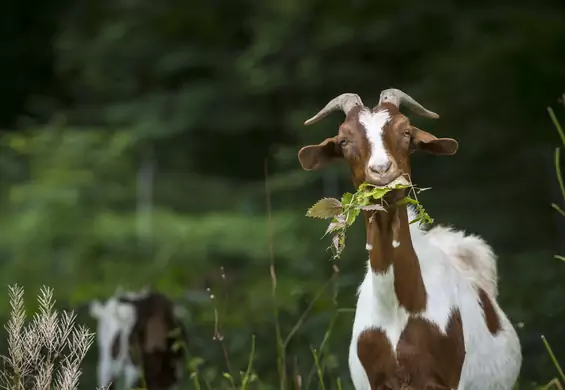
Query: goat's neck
364 205 427 313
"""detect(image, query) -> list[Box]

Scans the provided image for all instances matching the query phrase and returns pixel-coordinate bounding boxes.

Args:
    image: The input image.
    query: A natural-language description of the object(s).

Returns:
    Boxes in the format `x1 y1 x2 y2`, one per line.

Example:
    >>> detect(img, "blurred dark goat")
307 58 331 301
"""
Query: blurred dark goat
89 286 188 390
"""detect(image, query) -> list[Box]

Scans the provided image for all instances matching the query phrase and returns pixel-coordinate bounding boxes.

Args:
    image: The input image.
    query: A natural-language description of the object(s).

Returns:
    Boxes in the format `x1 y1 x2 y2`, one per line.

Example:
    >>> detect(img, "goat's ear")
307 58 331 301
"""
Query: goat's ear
89 300 104 318
298 136 343 171
411 126 458 155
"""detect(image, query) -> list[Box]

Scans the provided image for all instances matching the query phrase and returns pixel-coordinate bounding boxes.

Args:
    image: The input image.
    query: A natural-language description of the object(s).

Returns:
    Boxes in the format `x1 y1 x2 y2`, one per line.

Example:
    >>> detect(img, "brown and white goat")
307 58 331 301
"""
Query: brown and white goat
90 287 187 390
297 89 521 390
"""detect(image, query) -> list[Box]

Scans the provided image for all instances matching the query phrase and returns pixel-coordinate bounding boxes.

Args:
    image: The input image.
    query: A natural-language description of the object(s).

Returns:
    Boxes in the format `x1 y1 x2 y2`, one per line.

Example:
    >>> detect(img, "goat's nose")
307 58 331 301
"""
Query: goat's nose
368 161 392 174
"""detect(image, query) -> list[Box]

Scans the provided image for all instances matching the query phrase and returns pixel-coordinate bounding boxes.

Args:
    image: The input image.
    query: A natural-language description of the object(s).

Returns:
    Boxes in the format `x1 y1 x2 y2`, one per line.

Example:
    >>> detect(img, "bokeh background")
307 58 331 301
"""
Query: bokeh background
1 0 564 388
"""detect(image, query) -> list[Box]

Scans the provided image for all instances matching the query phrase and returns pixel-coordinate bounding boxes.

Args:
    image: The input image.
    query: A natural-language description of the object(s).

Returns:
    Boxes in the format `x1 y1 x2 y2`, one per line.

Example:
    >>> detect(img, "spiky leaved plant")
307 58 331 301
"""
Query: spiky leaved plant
0 284 103 390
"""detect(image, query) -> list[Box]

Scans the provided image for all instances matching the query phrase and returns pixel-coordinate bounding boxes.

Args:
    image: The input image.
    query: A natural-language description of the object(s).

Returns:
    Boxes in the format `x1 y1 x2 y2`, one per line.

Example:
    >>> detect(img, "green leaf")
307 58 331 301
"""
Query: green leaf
324 216 346 236
369 187 390 200
340 192 354 207
345 207 361 226
306 197 342 219
555 255 565 262
307 176 433 258
397 197 418 206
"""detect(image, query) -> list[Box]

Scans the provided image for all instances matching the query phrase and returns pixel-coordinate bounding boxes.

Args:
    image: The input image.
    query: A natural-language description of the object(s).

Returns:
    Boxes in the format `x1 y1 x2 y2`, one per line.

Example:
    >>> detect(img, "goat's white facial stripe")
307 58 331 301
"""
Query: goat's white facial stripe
358 109 391 171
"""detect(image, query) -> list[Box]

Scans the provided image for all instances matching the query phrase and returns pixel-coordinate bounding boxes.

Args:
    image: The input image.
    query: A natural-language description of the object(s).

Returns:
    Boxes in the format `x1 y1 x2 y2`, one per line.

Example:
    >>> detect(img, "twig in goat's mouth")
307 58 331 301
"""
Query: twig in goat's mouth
305 176 433 259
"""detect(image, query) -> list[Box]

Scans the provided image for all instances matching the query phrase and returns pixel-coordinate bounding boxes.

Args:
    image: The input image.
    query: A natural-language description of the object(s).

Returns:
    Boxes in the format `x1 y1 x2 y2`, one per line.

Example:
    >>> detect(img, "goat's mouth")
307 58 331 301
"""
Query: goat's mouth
362 172 411 204
364 170 405 187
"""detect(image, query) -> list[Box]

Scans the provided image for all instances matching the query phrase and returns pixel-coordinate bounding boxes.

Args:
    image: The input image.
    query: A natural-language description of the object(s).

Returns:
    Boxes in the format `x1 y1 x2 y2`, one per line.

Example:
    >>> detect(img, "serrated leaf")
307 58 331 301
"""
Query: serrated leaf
369 188 390 200
340 192 354 207
356 191 373 204
345 207 361 226
397 197 418 206
357 204 386 211
306 197 342 219
324 219 346 236
357 182 371 191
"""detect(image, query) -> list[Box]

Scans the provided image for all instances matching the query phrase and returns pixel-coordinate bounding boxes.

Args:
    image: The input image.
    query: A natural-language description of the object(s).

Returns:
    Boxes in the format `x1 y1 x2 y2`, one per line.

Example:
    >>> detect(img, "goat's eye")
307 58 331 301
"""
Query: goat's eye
404 129 411 137
339 139 349 147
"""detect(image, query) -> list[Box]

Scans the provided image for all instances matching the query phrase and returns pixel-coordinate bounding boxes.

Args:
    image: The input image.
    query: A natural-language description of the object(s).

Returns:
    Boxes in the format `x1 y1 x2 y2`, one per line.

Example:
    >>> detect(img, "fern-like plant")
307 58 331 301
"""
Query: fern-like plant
0 284 101 390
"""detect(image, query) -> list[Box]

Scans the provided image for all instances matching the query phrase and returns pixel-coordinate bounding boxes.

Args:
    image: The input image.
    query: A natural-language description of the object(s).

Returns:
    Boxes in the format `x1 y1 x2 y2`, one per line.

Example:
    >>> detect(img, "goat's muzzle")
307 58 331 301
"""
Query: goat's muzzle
364 162 403 187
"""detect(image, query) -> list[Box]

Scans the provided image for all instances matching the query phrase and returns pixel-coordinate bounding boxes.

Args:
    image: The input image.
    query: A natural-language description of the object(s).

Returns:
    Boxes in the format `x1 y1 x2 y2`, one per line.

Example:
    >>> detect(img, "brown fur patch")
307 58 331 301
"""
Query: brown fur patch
145 315 169 352
478 288 501 335
357 310 465 389
357 329 404 389
119 292 187 390
366 207 428 314
396 310 465 389
111 332 120 359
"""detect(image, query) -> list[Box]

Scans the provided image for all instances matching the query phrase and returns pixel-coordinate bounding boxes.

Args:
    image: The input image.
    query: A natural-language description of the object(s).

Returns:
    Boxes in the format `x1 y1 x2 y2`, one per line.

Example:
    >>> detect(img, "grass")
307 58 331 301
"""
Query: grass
538 94 565 390
180 160 346 390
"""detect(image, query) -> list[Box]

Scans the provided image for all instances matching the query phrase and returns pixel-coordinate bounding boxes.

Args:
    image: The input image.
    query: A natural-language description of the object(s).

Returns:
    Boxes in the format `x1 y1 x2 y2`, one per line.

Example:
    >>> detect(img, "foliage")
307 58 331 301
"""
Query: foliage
0 285 97 390
306 176 433 259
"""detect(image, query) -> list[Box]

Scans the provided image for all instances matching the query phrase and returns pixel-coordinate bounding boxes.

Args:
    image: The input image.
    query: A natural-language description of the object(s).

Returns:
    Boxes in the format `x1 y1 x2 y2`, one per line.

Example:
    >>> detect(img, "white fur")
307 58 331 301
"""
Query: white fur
359 109 392 172
426 225 498 298
90 291 143 389
348 207 521 390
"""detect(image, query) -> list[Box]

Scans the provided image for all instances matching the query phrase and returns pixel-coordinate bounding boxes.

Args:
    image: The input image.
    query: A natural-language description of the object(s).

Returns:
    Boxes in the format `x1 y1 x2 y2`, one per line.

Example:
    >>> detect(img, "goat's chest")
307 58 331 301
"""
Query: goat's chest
348 268 464 390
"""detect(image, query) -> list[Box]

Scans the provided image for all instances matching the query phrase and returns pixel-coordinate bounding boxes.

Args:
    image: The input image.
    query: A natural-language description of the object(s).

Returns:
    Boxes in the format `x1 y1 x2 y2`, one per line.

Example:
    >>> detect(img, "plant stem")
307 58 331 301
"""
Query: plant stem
542 335 565 384
241 334 256 390
264 159 286 390
548 107 565 146
553 148 565 207
311 349 325 390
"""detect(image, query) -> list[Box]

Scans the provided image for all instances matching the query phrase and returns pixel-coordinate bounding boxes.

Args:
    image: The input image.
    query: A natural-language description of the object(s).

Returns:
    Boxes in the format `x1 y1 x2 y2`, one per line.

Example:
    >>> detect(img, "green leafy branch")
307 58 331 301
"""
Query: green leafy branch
306 176 433 259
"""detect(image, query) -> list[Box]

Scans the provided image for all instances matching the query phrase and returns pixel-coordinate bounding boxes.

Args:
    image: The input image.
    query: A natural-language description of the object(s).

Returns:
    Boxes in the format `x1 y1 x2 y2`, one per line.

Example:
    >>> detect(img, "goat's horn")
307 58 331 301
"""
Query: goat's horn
304 93 364 125
378 88 439 119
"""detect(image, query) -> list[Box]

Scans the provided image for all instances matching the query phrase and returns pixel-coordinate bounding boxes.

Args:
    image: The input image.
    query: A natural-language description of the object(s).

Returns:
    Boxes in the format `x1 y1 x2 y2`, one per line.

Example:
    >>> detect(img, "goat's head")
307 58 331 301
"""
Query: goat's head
298 88 458 193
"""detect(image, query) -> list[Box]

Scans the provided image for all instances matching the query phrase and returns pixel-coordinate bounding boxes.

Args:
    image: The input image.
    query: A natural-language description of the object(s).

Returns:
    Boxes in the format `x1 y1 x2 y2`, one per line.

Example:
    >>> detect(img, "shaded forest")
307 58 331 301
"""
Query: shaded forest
0 0 564 388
